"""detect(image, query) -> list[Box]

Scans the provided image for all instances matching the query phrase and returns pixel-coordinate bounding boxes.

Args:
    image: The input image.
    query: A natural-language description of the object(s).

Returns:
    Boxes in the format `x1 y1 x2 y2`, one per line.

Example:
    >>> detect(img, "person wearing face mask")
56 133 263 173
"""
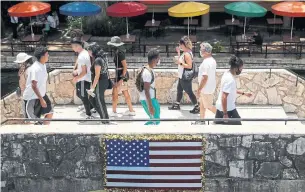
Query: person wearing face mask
169 36 199 114
137 48 161 125
195 42 217 125
214 56 252 125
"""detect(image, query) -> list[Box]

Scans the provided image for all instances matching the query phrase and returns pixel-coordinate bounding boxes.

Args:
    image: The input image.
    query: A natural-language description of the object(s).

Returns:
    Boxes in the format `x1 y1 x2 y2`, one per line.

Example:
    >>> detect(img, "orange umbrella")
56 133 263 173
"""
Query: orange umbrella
8 2 51 36
271 2 305 38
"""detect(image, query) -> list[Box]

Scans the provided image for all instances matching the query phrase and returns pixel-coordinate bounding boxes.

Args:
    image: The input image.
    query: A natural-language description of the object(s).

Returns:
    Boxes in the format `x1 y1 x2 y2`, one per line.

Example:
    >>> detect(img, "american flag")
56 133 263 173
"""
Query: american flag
105 139 203 190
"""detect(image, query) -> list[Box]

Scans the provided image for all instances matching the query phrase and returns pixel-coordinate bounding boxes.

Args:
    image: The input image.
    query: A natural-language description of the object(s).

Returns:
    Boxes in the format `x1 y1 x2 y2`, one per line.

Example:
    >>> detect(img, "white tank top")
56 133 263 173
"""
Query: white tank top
178 51 193 79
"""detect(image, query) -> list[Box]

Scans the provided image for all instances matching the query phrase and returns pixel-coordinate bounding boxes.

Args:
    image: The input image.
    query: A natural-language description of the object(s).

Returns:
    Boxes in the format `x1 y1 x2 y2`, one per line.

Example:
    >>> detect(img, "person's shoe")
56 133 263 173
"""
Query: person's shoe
123 110 136 116
91 109 96 113
168 103 180 110
109 112 119 117
77 105 84 112
192 120 206 125
190 105 200 114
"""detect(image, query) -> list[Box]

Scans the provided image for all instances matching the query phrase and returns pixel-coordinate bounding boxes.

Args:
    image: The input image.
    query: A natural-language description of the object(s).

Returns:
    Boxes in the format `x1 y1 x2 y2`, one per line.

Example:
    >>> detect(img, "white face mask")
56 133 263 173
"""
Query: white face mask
157 59 161 65
200 51 204 58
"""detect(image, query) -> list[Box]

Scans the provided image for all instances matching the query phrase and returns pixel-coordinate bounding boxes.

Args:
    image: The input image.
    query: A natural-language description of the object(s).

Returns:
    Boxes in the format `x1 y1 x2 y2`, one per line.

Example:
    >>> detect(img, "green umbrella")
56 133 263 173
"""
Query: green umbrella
224 2 267 36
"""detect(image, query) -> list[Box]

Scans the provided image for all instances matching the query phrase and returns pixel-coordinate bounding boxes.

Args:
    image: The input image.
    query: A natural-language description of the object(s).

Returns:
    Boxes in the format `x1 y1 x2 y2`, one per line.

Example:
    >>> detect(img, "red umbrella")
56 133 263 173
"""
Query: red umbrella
140 0 171 23
8 2 51 36
107 2 147 37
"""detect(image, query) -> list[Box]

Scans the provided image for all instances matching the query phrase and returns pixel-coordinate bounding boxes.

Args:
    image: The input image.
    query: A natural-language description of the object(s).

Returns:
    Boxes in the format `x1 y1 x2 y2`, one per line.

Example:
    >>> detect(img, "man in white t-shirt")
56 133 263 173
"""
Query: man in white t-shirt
71 37 93 119
10 16 18 39
215 56 252 125
47 15 56 29
23 47 53 125
139 49 160 125
195 43 217 125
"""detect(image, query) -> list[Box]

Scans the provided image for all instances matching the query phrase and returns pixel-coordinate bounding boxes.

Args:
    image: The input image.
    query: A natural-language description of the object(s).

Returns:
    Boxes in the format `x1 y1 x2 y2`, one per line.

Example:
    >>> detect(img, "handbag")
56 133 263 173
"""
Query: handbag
182 52 195 81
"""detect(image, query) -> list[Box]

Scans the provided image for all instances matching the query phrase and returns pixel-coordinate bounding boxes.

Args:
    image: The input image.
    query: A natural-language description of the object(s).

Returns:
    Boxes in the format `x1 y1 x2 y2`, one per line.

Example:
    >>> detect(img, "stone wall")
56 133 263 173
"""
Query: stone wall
1 134 305 192
2 69 305 123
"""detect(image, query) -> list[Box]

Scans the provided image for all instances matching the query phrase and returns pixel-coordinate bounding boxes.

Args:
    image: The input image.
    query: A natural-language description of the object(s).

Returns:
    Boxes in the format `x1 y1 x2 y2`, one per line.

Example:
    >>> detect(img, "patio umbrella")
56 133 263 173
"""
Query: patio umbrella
140 0 171 24
59 2 101 30
8 1 51 37
224 2 267 37
168 2 210 36
271 1 305 39
107 2 147 38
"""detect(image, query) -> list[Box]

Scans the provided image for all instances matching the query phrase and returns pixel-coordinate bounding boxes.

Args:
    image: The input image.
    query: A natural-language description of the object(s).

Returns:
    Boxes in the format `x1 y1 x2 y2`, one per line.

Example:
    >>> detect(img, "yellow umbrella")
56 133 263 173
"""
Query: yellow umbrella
168 1 210 36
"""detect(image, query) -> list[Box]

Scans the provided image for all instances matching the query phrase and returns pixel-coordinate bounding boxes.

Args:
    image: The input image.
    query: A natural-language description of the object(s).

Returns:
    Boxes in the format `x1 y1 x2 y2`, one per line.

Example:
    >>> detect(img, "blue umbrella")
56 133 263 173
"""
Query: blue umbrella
59 2 101 29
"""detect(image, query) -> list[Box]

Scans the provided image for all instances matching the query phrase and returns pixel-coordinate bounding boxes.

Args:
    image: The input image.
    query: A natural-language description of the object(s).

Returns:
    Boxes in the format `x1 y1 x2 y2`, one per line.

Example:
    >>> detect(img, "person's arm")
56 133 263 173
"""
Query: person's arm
237 90 252 97
91 65 101 90
221 92 229 116
179 52 192 69
30 69 46 107
198 75 208 91
75 65 87 81
221 80 234 117
121 60 127 77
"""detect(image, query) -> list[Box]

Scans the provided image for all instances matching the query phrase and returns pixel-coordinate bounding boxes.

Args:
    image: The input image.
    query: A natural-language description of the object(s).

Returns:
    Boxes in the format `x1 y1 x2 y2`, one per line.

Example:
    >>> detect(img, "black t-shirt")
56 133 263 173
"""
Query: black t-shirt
113 50 126 81
253 35 263 45
91 57 108 80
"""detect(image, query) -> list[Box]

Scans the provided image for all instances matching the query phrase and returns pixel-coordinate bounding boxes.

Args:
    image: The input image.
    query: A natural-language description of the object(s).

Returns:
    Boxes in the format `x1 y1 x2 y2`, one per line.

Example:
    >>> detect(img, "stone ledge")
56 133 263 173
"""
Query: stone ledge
1 125 305 134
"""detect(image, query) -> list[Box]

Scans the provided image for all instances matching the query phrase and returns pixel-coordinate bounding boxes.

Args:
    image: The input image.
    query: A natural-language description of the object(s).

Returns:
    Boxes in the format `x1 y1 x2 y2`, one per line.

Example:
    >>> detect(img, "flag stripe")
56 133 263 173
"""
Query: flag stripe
107 166 200 171
106 187 201 190
150 155 202 159
149 146 202 150
150 163 201 167
150 150 202 155
106 182 202 188
150 159 201 163
107 175 201 180
149 142 202 146
107 179 202 183
106 170 201 175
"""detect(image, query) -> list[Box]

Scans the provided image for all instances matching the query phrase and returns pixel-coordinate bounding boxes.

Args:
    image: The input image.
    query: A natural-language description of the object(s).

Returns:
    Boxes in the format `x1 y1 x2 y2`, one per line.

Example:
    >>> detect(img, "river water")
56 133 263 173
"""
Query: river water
1 69 305 98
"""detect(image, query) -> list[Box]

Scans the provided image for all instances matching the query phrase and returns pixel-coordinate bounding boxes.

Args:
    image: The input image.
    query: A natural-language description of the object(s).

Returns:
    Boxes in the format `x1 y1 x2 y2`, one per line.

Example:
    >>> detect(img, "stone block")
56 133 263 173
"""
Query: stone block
269 134 280 139
256 162 283 179
242 135 253 148
206 150 228 166
279 156 293 168
248 142 276 161
236 94 255 104
282 168 299 179
2 161 26 177
253 91 268 105
283 103 297 113
295 155 305 179
205 179 230 192
11 143 23 158
219 136 241 147
266 87 282 105
254 135 264 140
231 147 248 159
296 83 305 97
229 160 253 179
205 161 228 177
283 96 303 106
286 137 305 155
205 140 219 154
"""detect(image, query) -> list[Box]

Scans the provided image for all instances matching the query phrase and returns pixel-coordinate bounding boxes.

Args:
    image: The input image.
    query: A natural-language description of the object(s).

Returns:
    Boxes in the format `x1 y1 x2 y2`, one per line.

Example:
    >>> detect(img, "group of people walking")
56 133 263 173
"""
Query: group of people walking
16 35 252 125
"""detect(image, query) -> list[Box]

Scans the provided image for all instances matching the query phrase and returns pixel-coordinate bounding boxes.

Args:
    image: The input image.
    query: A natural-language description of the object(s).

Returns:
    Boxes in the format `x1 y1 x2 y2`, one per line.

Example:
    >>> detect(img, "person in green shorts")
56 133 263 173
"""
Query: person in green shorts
138 49 161 125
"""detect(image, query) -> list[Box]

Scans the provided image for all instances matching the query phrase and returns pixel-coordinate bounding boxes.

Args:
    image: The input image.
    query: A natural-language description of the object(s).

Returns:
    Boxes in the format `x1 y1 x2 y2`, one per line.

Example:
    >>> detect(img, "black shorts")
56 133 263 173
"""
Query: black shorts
24 95 53 118
214 109 242 125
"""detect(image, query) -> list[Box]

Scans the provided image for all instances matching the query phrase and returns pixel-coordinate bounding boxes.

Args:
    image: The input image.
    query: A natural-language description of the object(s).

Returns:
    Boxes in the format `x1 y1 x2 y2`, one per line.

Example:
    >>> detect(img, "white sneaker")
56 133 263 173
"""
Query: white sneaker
77 105 84 112
109 112 119 117
123 110 136 116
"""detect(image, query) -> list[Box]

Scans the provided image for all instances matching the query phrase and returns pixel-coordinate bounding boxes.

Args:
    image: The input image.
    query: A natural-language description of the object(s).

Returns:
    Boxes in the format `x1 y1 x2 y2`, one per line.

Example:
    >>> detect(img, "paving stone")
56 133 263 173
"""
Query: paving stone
256 162 283 179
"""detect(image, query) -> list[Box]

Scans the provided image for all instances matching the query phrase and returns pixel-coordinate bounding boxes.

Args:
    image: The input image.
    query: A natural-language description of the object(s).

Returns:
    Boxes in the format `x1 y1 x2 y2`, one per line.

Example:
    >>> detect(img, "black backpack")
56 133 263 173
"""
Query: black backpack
135 67 154 92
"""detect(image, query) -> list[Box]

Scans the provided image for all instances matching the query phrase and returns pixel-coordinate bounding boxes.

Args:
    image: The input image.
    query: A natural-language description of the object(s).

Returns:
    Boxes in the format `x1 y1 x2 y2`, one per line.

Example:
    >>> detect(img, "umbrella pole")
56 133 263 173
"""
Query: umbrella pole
273 14 276 34
30 17 34 37
126 17 129 38
152 5 155 23
244 17 246 37
231 15 233 37
188 17 190 37
291 17 294 39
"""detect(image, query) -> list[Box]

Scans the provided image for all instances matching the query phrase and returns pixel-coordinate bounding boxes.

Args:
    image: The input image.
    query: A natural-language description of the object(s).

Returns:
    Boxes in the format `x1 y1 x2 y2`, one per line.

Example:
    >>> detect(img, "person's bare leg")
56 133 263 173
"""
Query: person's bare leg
122 90 135 112
44 113 53 125
112 87 118 113
200 102 206 119
209 106 217 114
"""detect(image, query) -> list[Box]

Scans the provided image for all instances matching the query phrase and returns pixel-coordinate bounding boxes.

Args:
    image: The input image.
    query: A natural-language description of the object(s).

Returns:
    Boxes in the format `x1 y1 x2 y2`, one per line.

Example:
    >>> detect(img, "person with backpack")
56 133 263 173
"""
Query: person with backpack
86 43 110 123
136 49 160 125
169 36 199 114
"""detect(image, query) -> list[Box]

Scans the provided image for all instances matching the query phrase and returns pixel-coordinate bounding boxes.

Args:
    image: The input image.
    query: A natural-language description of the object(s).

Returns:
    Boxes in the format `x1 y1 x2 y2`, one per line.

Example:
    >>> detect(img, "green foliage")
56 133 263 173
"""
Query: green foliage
213 41 224 53
67 16 83 29
83 16 134 36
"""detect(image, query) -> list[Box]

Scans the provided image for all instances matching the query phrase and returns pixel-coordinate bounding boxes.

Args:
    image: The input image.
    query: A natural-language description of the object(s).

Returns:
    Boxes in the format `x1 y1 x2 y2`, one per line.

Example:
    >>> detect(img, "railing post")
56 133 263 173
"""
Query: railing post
265 44 267 59
166 45 169 57
10 42 14 56
143 45 146 57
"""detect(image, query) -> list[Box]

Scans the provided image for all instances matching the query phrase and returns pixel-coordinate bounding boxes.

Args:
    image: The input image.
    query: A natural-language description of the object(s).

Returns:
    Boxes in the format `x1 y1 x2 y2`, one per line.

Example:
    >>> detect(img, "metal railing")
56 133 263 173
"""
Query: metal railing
2 117 305 126
1 41 304 59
